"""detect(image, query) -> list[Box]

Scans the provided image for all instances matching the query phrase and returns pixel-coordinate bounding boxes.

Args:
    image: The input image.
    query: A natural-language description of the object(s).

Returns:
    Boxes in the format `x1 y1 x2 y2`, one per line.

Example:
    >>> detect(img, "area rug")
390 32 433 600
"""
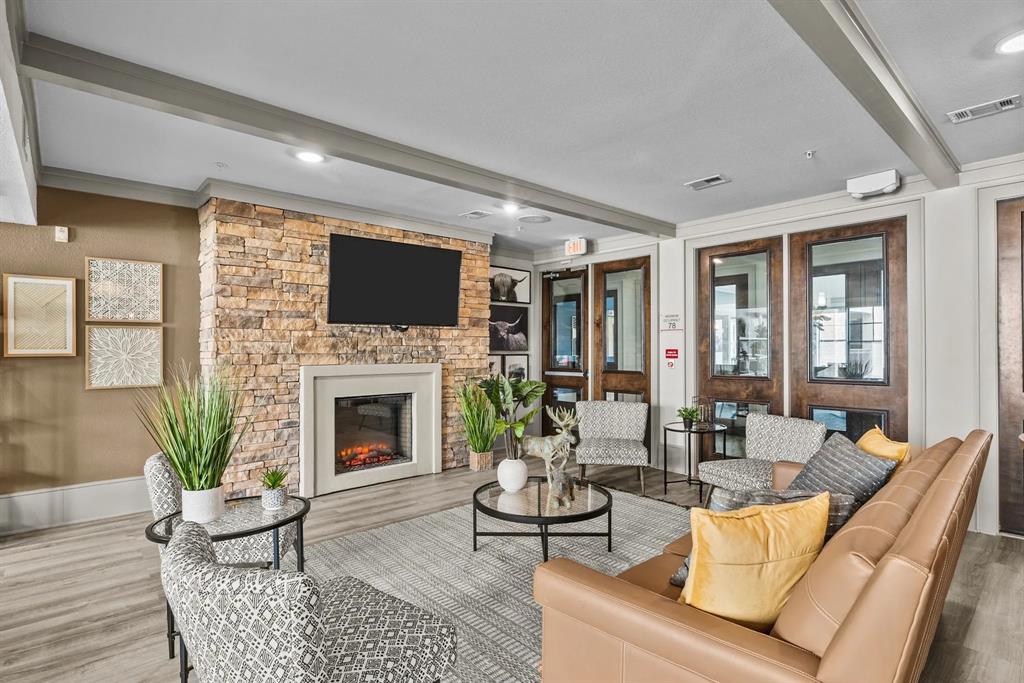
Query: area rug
305 490 691 683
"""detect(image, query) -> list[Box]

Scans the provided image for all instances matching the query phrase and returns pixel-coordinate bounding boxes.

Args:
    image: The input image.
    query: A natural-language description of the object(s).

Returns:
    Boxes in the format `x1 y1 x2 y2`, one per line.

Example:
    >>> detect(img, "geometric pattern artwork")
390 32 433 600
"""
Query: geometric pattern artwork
161 522 458 683
2 274 76 357
305 492 692 682
85 325 162 389
85 257 162 323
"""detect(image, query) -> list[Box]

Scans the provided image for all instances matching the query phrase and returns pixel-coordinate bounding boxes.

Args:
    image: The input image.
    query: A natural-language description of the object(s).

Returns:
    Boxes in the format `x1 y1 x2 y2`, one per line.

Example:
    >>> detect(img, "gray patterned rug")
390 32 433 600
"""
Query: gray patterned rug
305 490 691 683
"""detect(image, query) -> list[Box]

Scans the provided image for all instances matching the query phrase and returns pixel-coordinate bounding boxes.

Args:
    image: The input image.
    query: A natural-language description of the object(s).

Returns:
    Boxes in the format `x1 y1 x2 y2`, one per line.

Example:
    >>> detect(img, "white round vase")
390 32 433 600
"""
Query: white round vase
181 485 225 523
497 458 529 493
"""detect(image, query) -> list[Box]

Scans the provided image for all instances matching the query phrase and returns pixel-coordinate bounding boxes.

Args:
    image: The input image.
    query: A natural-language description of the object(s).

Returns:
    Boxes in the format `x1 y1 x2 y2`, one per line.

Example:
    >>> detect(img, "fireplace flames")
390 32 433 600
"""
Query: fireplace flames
336 443 401 469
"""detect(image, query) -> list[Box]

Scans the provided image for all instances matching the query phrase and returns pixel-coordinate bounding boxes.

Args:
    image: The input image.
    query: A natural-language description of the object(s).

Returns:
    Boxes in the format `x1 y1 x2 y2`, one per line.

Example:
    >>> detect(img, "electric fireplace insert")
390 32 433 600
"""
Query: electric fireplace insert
334 393 413 474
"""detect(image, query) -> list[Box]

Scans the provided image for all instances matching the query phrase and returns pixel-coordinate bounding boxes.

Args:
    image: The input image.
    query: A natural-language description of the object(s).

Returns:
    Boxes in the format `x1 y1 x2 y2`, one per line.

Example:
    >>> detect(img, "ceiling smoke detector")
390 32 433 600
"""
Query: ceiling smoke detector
459 210 492 219
946 95 1021 124
683 173 731 191
518 214 551 224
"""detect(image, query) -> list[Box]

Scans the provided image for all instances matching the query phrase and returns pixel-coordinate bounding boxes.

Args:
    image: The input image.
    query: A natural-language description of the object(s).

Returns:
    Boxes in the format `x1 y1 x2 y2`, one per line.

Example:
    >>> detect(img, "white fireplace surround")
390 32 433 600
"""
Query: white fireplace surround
299 363 443 497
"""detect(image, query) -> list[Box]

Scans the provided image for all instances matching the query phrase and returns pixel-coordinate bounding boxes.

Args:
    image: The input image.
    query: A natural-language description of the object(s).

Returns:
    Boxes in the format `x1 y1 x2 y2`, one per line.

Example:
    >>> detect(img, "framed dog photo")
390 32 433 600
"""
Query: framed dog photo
2 274 77 357
489 304 528 352
503 354 529 381
489 266 531 304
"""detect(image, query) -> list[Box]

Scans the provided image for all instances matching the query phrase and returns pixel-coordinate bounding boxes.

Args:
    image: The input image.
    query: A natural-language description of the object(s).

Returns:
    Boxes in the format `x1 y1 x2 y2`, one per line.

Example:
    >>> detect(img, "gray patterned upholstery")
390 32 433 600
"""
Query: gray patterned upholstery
144 453 296 564
697 413 826 492
162 523 457 683
788 432 897 506
574 401 649 466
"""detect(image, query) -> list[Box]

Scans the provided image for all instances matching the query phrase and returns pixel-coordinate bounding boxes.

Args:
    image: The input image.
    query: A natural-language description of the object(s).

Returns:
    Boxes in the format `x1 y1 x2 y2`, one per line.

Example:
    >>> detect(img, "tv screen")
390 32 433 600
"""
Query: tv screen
327 234 462 326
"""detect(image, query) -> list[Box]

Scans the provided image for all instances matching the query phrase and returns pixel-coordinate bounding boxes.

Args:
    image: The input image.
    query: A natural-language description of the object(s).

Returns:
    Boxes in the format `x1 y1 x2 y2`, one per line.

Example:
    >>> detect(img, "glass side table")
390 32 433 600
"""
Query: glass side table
145 495 310 570
662 422 727 499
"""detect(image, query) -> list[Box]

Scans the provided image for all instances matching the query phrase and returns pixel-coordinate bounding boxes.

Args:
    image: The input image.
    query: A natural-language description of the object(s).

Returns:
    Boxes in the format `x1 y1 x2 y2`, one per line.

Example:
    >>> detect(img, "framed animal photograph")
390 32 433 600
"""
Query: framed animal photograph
2 274 76 357
487 355 503 376
85 325 163 390
85 257 163 323
489 266 531 304
489 304 529 352
503 354 529 381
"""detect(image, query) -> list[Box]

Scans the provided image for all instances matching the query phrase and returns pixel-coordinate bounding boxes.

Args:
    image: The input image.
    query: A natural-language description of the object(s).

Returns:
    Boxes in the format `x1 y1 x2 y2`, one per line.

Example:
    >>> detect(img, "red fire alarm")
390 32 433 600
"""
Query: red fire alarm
665 348 679 359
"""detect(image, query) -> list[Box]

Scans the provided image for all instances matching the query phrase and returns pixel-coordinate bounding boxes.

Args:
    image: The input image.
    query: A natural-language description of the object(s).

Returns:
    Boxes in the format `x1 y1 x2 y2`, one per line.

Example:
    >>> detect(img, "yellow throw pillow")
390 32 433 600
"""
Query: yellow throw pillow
857 426 910 464
681 493 829 631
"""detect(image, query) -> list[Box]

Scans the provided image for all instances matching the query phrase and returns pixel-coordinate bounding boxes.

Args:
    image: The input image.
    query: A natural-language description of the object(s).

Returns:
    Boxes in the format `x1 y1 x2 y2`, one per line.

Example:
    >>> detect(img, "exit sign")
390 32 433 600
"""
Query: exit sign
564 238 588 257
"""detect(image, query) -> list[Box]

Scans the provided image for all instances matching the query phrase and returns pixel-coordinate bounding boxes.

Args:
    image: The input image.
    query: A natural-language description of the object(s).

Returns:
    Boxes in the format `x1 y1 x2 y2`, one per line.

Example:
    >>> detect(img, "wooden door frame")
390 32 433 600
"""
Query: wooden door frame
541 268 588 434
789 217 909 440
696 237 785 414
592 255 652 403
996 196 1024 534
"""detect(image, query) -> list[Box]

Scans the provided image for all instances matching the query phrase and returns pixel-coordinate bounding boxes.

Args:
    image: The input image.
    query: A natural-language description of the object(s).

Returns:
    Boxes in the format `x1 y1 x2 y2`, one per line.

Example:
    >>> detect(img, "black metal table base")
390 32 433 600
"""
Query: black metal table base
662 424 727 500
472 510 613 561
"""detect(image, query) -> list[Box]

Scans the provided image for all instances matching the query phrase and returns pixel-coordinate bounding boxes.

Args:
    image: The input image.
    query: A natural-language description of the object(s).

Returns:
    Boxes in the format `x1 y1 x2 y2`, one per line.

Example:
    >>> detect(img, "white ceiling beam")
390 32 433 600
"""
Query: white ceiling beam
0 0 36 223
769 0 959 189
18 32 675 238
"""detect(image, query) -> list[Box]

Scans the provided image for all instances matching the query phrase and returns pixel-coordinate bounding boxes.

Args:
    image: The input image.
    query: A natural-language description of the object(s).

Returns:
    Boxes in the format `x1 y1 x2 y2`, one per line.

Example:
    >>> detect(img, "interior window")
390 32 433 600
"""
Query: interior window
809 236 886 382
550 277 583 369
603 268 645 372
711 252 770 377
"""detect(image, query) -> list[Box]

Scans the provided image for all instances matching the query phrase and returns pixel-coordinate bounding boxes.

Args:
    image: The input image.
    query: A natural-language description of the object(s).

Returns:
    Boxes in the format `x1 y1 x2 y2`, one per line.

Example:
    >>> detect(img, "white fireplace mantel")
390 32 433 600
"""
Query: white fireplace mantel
298 363 442 497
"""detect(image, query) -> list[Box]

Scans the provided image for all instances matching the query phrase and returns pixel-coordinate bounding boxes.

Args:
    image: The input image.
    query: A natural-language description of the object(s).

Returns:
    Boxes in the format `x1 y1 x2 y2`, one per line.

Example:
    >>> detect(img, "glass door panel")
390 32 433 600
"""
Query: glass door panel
809 406 887 442
541 269 587 434
593 256 651 409
714 400 769 457
711 252 770 377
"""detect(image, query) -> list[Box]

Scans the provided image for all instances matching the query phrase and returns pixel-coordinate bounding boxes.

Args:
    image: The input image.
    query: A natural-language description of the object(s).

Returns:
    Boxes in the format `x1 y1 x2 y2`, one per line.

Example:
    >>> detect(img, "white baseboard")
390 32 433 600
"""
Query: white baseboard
0 476 150 536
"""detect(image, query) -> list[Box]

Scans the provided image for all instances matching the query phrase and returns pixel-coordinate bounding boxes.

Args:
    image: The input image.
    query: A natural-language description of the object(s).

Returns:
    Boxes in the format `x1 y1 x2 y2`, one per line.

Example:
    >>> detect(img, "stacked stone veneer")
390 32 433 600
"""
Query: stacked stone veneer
198 198 490 497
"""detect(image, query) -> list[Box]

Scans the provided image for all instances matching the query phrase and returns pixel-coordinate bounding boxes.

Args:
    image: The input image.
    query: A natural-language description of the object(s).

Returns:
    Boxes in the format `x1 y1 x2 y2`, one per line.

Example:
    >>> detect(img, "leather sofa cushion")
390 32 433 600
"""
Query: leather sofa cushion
772 436 962 656
617 552 685 600
663 534 693 557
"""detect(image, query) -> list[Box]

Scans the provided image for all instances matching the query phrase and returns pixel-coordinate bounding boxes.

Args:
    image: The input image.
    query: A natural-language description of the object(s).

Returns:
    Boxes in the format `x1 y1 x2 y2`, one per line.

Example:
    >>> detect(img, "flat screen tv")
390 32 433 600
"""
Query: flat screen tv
327 234 462 326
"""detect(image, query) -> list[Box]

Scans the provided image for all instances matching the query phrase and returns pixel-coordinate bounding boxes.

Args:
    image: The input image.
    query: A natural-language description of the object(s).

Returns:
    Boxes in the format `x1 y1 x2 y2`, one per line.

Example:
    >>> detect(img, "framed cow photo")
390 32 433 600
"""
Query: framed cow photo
489 266 531 304
489 304 529 352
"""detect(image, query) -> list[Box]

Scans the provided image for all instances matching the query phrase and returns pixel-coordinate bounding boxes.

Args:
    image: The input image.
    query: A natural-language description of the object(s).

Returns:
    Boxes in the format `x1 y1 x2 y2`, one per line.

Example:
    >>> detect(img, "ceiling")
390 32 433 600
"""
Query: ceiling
13 1 1024 250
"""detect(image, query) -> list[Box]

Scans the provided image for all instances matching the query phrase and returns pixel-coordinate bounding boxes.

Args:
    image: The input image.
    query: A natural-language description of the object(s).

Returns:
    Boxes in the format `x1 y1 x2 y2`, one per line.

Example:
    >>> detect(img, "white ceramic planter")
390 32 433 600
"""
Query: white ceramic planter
181 485 225 523
497 458 529 493
262 488 287 511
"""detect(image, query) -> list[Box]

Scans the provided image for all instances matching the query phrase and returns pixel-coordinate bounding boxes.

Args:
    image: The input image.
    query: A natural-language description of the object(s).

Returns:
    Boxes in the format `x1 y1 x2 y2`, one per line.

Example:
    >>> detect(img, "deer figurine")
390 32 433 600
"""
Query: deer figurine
521 407 579 509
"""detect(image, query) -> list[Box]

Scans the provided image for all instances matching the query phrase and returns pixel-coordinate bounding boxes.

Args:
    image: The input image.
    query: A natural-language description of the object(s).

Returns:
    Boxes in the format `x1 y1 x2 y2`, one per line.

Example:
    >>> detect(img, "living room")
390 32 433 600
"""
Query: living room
1 1 1022 682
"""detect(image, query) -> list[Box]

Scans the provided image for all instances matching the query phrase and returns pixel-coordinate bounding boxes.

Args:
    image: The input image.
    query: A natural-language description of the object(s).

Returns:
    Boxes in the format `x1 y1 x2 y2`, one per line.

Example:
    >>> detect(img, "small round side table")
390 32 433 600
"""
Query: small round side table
662 422 727 499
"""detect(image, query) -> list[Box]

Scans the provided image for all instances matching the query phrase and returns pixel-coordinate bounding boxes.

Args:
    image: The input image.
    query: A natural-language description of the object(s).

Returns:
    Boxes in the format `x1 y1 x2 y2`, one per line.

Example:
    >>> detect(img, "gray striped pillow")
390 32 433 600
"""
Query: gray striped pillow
788 433 896 506
708 488 856 539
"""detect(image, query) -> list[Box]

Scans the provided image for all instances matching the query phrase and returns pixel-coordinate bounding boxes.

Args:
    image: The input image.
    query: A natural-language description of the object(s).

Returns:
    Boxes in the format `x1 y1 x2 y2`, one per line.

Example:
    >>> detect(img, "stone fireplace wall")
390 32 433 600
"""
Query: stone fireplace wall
197 198 489 497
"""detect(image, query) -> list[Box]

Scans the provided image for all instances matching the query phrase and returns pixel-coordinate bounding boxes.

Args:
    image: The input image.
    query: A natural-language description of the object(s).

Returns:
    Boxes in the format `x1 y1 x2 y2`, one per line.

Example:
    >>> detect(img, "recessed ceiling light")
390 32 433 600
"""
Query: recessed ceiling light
996 30 1024 55
501 201 520 214
295 150 326 164
518 214 551 224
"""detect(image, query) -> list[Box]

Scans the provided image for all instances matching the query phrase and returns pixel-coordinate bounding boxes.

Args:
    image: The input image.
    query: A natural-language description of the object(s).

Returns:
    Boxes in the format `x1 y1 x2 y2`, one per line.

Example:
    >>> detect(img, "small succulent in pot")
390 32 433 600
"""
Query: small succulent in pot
677 405 701 430
261 468 288 511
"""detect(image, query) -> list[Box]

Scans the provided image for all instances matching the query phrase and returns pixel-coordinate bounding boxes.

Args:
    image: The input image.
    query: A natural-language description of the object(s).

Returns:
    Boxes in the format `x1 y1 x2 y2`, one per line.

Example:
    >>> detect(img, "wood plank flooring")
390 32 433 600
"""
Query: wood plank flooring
1 461 1020 682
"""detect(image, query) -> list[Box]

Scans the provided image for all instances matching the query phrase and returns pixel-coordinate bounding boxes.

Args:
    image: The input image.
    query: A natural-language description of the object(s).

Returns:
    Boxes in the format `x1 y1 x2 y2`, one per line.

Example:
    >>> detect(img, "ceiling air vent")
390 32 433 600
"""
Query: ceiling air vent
946 94 1021 124
683 173 731 191
459 210 493 219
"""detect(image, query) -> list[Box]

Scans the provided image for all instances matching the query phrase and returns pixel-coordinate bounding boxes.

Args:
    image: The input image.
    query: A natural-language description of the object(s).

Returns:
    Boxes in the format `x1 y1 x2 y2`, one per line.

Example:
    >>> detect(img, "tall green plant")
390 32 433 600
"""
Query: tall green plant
137 365 249 491
478 374 546 460
457 383 500 453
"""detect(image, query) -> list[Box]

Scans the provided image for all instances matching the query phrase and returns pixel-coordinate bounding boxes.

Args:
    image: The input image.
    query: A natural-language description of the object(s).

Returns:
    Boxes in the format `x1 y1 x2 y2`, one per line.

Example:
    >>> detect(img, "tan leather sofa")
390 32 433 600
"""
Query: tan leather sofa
534 430 991 683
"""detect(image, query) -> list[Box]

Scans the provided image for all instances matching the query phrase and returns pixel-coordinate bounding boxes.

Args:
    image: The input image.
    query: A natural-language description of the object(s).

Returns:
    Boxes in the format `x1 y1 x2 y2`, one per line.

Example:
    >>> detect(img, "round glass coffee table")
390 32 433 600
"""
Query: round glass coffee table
472 476 612 562
145 495 311 570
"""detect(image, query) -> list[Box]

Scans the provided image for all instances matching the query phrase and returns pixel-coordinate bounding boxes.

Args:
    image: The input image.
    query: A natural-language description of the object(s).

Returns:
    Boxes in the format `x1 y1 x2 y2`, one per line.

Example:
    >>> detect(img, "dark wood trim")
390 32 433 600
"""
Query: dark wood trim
996 196 1024 534
696 237 785 414
789 217 909 440
592 256 651 404
541 268 588 434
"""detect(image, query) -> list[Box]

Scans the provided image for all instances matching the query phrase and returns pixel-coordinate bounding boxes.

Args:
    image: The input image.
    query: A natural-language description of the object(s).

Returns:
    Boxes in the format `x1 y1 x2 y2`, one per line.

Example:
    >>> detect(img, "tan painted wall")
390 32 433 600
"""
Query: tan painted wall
0 187 199 494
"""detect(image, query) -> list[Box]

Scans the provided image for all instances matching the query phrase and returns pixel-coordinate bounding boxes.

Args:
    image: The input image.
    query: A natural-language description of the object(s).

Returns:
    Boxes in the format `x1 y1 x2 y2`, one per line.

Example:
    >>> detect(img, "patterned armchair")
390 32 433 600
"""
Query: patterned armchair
144 453 298 659
696 413 826 502
162 522 458 683
574 400 650 495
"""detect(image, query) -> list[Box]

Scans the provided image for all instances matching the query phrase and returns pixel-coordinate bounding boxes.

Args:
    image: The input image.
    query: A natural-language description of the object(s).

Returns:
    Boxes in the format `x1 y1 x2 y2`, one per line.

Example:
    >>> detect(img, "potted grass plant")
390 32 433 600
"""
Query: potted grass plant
677 405 701 430
138 365 249 523
261 468 288 511
458 383 500 472
479 373 546 492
